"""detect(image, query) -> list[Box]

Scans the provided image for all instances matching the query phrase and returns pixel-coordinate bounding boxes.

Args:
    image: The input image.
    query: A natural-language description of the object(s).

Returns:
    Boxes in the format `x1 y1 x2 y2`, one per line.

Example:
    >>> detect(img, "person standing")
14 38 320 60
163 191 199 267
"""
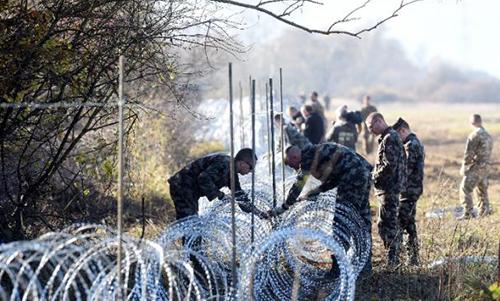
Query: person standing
308 91 326 120
326 105 359 151
458 114 493 219
393 118 425 265
366 112 407 266
301 104 325 144
360 96 378 154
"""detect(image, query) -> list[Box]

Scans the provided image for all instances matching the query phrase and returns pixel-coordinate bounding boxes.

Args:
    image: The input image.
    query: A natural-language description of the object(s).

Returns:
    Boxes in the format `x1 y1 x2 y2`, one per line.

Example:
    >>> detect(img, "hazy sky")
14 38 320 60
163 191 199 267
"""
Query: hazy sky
237 0 500 78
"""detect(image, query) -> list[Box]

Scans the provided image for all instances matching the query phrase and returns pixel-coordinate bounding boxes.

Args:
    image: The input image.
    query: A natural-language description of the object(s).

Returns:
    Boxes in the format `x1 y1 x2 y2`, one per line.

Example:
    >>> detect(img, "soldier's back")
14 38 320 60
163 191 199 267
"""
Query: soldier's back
374 128 406 194
471 127 493 164
331 122 358 150
173 153 228 181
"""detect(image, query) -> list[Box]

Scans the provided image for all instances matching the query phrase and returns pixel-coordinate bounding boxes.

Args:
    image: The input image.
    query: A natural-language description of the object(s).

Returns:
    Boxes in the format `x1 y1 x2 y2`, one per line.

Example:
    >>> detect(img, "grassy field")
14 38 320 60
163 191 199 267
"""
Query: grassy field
356 102 500 301
128 102 500 300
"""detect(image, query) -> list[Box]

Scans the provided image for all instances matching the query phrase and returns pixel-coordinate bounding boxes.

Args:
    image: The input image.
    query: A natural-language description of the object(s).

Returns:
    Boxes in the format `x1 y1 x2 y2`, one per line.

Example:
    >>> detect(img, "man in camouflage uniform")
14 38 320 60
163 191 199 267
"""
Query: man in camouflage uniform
268 143 372 226
269 142 373 299
274 113 311 151
366 112 407 266
458 114 493 219
393 118 425 265
359 95 378 154
168 148 268 220
326 105 359 151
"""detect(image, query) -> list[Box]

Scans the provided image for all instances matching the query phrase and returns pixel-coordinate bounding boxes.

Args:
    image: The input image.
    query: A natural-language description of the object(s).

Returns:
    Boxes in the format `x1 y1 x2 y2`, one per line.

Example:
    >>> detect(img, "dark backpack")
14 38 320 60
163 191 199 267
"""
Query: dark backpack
345 110 363 124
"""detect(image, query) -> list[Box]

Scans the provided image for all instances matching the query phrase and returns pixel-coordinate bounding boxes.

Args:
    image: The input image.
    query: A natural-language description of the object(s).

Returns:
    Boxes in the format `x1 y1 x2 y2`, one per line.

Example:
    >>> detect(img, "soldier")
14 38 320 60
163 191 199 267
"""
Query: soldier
393 118 425 265
326 105 359 151
458 114 493 219
366 112 406 266
267 143 373 297
359 96 378 154
301 104 325 144
268 143 372 225
168 148 268 220
323 95 331 111
274 113 311 150
308 91 326 120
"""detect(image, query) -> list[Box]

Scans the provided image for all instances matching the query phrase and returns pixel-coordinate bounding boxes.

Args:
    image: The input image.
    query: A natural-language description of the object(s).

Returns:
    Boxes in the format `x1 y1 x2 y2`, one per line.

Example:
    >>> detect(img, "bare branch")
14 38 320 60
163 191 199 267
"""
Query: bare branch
211 0 423 38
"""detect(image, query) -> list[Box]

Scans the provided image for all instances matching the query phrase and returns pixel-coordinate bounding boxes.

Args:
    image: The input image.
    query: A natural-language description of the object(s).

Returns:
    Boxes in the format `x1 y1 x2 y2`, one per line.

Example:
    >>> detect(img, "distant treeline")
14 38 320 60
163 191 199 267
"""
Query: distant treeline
201 29 500 104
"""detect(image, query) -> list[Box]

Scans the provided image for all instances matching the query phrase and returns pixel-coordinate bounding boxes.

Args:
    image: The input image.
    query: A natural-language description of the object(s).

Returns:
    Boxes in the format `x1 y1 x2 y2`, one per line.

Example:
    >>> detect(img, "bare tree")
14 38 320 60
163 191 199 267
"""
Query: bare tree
0 0 243 239
210 0 423 37
0 0 423 239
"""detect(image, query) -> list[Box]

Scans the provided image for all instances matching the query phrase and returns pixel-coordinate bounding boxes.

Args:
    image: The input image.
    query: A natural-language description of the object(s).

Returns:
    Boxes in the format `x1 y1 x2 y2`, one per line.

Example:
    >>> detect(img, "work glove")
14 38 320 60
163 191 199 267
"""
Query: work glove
256 210 270 219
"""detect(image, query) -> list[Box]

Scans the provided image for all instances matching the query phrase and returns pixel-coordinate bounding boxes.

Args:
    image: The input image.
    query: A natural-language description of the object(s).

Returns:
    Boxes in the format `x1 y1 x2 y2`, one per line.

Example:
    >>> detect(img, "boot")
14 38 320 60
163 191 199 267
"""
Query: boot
479 206 492 217
387 247 400 268
407 237 420 266
457 209 477 220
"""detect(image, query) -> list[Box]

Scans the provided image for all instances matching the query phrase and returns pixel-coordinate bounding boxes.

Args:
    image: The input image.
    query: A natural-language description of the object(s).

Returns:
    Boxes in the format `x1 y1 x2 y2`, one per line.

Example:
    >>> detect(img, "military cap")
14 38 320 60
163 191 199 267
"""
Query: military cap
393 117 410 130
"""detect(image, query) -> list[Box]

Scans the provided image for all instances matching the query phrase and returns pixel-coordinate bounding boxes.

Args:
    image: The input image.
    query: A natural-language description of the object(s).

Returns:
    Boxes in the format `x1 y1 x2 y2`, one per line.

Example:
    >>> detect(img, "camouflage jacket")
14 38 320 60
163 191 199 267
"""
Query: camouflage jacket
325 121 358 151
168 153 261 214
462 127 493 175
168 153 241 200
402 133 425 198
373 127 407 195
282 143 372 223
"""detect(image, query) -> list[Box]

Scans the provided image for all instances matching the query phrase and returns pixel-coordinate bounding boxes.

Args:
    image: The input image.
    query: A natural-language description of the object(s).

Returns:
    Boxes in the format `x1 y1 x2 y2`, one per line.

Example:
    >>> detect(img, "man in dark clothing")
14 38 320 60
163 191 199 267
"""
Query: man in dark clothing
326 105 359 151
168 148 267 220
366 112 407 266
301 104 325 144
393 118 425 265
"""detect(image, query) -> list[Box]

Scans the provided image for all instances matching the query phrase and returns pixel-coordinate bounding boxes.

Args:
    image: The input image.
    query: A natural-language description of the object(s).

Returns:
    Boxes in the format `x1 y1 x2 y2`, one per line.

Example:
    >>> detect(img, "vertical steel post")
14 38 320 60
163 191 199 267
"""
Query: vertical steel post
117 55 124 301
269 78 276 208
228 63 238 288
265 83 271 176
251 79 256 245
239 81 244 147
280 68 285 204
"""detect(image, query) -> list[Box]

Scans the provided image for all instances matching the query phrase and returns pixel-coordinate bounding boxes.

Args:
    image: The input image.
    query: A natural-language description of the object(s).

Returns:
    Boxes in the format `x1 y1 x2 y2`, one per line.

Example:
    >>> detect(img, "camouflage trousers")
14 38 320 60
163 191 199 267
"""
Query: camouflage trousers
168 177 199 220
460 171 490 214
376 192 402 262
399 195 419 257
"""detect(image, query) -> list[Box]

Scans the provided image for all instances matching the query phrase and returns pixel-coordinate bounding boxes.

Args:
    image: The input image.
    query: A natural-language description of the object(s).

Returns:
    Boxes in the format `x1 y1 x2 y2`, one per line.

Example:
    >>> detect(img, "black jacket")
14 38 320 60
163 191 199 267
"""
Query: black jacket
303 112 324 144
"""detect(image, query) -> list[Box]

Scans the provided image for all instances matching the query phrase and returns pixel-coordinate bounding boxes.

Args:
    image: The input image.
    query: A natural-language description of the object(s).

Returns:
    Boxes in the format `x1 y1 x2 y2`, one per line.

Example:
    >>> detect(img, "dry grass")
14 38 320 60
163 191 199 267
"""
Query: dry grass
355 103 500 301
125 102 499 300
